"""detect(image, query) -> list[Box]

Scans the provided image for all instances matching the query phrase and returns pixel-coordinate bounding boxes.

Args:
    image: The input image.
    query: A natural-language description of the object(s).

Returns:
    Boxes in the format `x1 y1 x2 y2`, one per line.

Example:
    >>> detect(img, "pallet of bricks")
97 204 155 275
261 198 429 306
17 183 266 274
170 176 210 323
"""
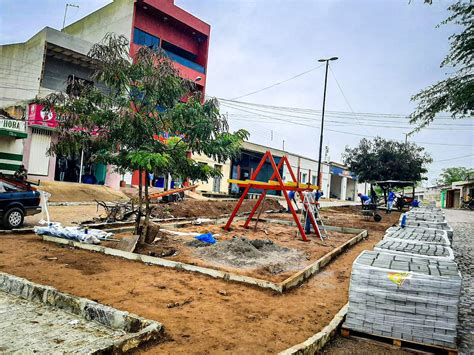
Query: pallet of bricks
343 206 461 354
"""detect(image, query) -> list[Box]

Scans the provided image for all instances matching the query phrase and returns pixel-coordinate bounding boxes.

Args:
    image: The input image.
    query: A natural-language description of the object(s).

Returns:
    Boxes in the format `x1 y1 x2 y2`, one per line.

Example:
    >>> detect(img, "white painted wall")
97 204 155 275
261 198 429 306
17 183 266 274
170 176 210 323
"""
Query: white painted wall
0 34 44 107
63 0 134 45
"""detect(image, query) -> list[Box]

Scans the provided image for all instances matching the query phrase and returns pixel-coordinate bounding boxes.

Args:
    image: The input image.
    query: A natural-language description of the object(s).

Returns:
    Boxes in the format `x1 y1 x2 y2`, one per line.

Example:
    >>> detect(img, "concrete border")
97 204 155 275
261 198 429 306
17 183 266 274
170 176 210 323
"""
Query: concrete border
40 224 367 293
280 303 348 354
0 272 163 353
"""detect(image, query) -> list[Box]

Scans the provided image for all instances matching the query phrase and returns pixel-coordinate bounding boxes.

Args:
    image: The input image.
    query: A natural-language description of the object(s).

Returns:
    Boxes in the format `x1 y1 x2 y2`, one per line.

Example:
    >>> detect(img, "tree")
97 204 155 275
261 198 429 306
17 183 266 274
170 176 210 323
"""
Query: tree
438 166 474 185
410 1 473 129
342 137 432 182
39 33 248 242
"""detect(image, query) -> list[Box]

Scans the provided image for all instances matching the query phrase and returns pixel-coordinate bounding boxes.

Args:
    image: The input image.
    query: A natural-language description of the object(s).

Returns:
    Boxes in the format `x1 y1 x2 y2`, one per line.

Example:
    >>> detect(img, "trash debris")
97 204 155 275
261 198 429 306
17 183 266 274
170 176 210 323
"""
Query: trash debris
34 222 113 244
167 297 193 308
195 232 216 244
192 218 213 225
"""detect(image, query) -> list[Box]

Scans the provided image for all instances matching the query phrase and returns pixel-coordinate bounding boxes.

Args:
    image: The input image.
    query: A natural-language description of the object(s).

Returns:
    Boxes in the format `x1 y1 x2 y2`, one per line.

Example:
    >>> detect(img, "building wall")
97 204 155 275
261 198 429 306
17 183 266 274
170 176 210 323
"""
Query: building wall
191 153 230 194
63 0 135 45
0 35 44 107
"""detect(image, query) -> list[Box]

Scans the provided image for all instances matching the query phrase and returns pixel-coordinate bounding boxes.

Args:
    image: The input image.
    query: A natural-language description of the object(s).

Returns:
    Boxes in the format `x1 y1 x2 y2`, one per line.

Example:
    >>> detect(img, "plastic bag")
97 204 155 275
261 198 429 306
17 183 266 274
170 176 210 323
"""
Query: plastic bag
195 232 216 244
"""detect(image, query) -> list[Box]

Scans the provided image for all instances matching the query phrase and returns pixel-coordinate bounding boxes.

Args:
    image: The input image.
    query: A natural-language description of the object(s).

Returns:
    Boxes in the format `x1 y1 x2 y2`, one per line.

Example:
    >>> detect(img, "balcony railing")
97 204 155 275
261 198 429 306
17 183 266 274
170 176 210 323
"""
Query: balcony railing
163 50 205 74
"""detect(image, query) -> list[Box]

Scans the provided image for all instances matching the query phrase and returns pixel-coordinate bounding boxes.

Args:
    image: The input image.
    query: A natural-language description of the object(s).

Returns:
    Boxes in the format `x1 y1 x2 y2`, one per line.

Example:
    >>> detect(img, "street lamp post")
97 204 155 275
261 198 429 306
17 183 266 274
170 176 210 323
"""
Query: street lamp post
316 57 338 190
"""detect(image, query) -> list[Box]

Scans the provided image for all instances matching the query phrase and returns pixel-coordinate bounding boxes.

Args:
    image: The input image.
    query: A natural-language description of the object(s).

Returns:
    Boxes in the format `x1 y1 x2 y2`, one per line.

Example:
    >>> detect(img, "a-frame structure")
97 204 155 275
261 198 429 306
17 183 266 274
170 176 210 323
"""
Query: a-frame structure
224 151 321 241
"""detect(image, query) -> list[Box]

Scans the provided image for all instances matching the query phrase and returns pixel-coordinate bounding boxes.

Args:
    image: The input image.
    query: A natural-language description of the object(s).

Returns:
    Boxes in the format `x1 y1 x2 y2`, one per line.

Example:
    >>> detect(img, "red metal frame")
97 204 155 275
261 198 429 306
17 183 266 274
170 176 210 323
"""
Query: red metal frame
224 151 320 241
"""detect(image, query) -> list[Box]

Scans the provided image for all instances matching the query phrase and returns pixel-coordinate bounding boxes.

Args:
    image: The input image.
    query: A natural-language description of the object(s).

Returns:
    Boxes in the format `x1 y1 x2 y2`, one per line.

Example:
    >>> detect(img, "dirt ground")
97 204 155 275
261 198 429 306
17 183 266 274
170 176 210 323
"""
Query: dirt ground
128 221 357 283
149 198 283 219
0 206 402 354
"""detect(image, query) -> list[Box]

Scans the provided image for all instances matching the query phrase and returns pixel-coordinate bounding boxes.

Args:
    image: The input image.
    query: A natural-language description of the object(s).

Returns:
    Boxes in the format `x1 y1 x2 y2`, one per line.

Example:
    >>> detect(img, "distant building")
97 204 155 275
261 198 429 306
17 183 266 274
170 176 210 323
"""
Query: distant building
192 141 362 202
0 0 210 188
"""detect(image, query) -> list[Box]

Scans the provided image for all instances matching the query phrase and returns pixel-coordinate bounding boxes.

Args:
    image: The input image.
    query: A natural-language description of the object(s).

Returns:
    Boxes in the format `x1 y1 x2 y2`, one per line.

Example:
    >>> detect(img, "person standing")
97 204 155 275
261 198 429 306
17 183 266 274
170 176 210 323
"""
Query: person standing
287 190 298 212
387 190 396 214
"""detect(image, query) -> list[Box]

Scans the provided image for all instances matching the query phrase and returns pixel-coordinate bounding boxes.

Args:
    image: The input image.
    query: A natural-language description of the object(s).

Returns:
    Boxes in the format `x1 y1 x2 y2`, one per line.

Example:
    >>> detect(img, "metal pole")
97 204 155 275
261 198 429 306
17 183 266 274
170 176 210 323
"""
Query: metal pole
317 61 330 190
78 149 84 183
62 5 69 30
62 4 79 30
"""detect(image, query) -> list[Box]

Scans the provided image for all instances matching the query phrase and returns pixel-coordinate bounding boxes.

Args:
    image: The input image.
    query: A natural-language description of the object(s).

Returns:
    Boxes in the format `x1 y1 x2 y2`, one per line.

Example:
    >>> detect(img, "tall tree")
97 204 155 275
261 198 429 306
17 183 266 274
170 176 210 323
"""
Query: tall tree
342 137 432 182
410 1 473 129
39 33 248 242
438 166 474 185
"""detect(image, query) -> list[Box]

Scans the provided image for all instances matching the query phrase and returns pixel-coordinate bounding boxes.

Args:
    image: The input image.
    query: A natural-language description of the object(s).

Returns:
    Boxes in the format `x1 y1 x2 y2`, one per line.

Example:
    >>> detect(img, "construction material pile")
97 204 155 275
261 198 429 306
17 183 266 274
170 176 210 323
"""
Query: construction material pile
345 206 460 350
35 223 113 244
374 239 454 260
384 226 450 246
400 210 453 239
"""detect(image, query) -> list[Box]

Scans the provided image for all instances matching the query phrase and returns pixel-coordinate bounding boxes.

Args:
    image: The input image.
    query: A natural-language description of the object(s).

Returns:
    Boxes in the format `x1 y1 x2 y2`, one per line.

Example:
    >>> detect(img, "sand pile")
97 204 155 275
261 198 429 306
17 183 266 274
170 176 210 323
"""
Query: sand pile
195 237 305 273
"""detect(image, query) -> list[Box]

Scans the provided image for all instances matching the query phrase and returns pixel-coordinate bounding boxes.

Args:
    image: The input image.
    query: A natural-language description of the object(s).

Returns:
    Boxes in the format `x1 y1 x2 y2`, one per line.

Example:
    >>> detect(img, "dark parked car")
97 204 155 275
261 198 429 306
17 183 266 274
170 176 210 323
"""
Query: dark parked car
0 177 42 229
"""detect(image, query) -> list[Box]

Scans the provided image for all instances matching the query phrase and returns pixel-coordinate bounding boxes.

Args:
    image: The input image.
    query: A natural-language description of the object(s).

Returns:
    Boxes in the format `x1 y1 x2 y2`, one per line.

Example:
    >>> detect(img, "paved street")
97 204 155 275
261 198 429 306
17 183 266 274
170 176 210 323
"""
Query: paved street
445 209 474 354
0 291 124 353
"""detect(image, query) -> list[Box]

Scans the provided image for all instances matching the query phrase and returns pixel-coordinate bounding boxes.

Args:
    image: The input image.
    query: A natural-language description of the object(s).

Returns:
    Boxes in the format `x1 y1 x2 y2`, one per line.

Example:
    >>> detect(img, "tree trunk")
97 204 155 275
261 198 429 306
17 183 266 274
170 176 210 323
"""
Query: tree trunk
142 170 153 244
135 167 143 236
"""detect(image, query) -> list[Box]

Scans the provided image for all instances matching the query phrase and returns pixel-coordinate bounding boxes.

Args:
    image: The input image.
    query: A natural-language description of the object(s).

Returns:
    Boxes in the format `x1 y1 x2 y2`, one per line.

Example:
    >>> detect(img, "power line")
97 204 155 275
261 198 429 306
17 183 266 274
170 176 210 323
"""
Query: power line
217 97 460 120
231 64 325 100
328 65 362 125
222 103 472 147
220 101 474 131
431 154 474 164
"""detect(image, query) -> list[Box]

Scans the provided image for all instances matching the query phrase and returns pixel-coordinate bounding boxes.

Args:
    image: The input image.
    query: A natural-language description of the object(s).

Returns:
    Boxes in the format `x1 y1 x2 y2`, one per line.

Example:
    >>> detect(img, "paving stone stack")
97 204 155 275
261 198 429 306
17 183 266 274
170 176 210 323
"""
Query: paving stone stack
384 226 450 246
401 212 454 239
374 239 454 260
345 250 461 349
345 207 461 349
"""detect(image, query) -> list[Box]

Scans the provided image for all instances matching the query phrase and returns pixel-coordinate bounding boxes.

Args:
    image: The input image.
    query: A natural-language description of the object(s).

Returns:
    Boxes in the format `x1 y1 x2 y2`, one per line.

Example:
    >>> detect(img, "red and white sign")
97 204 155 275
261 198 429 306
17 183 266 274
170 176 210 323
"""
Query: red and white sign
28 103 58 128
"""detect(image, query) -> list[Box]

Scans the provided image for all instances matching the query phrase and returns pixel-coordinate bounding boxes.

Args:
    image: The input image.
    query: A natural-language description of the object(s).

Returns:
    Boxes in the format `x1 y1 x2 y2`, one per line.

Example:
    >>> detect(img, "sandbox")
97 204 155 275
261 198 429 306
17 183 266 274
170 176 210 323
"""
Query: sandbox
41 215 367 293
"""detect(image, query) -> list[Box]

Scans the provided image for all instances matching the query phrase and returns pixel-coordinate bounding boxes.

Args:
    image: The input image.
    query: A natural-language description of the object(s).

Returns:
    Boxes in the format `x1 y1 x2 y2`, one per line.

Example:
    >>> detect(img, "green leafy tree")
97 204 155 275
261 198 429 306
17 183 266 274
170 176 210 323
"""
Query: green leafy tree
410 1 473 129
342 137 432 182
39 33 248 242
438 166 474 185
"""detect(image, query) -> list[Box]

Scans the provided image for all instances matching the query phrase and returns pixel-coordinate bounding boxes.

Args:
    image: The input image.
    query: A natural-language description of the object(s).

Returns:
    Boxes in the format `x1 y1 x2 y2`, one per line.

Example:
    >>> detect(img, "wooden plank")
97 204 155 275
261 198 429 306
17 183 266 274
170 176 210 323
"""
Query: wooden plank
341 327 458 354
115 235 140 253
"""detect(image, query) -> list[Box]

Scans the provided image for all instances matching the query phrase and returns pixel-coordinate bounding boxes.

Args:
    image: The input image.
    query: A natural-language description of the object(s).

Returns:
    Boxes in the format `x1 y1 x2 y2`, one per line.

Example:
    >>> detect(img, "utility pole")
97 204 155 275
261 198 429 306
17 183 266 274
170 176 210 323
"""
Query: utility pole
405 133 408 144
62 3 79 30
316 57 338 189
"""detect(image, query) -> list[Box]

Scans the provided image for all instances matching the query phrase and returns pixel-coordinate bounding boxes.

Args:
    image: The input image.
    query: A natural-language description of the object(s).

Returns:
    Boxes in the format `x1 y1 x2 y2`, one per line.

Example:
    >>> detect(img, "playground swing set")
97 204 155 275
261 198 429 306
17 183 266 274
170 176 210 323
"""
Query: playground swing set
224 150 324 242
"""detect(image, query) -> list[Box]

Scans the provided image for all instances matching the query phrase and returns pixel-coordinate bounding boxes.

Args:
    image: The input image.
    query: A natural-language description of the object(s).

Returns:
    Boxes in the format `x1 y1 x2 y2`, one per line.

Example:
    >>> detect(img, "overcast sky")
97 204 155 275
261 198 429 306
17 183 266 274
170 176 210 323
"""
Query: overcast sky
1 0 472 184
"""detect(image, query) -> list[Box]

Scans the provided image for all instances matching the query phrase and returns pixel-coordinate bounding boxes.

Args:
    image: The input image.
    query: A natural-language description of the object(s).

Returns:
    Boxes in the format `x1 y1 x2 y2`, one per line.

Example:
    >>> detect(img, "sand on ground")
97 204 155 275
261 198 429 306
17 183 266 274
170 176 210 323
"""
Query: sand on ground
0 207 402 354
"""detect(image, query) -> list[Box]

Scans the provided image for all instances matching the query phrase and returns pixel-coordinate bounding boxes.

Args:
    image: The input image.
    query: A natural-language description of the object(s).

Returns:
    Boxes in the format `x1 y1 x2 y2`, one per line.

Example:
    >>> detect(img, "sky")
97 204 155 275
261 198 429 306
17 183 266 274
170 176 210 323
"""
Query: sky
1 0 473 185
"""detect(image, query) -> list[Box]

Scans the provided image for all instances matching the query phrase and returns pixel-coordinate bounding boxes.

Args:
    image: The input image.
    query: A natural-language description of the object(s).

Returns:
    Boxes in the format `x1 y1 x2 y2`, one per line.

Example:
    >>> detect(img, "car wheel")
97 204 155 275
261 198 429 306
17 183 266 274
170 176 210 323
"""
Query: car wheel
3 207 24 229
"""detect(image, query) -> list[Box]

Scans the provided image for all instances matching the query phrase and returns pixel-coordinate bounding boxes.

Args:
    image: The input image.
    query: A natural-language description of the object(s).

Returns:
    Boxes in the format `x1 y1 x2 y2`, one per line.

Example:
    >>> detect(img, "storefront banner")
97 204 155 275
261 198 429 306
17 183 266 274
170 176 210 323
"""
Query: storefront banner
28 103 58 128
0 118 27 138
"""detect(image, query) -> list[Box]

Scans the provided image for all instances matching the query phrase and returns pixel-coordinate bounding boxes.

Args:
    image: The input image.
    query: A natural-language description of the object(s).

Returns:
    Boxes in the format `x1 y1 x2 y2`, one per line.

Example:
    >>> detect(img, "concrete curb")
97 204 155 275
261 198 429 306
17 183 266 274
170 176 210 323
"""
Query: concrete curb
280 303 348 354
41 225 367 293
0 272 163 353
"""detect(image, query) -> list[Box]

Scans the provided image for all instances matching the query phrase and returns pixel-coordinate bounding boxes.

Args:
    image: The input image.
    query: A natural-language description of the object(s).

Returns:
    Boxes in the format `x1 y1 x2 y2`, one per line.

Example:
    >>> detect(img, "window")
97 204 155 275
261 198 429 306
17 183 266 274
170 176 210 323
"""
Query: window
133 28 160 49
302 173 307 183
162 40 205 73
312 176 317 186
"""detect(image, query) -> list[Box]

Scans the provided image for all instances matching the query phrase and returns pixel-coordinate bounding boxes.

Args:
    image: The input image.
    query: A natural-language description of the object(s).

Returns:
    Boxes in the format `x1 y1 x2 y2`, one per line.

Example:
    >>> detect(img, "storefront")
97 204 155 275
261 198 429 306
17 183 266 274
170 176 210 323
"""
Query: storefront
0 115 27 175
24 103 108 184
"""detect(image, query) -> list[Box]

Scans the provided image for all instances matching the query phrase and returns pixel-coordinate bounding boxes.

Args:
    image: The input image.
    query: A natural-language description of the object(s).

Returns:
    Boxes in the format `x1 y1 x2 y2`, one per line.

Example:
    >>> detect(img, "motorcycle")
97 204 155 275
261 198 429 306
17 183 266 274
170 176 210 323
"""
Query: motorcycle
461 199 474 210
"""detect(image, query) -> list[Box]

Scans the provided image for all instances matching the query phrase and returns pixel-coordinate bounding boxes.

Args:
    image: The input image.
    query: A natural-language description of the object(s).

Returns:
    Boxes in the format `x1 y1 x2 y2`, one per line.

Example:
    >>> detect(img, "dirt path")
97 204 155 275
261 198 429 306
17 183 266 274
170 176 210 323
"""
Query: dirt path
0 207 401 354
